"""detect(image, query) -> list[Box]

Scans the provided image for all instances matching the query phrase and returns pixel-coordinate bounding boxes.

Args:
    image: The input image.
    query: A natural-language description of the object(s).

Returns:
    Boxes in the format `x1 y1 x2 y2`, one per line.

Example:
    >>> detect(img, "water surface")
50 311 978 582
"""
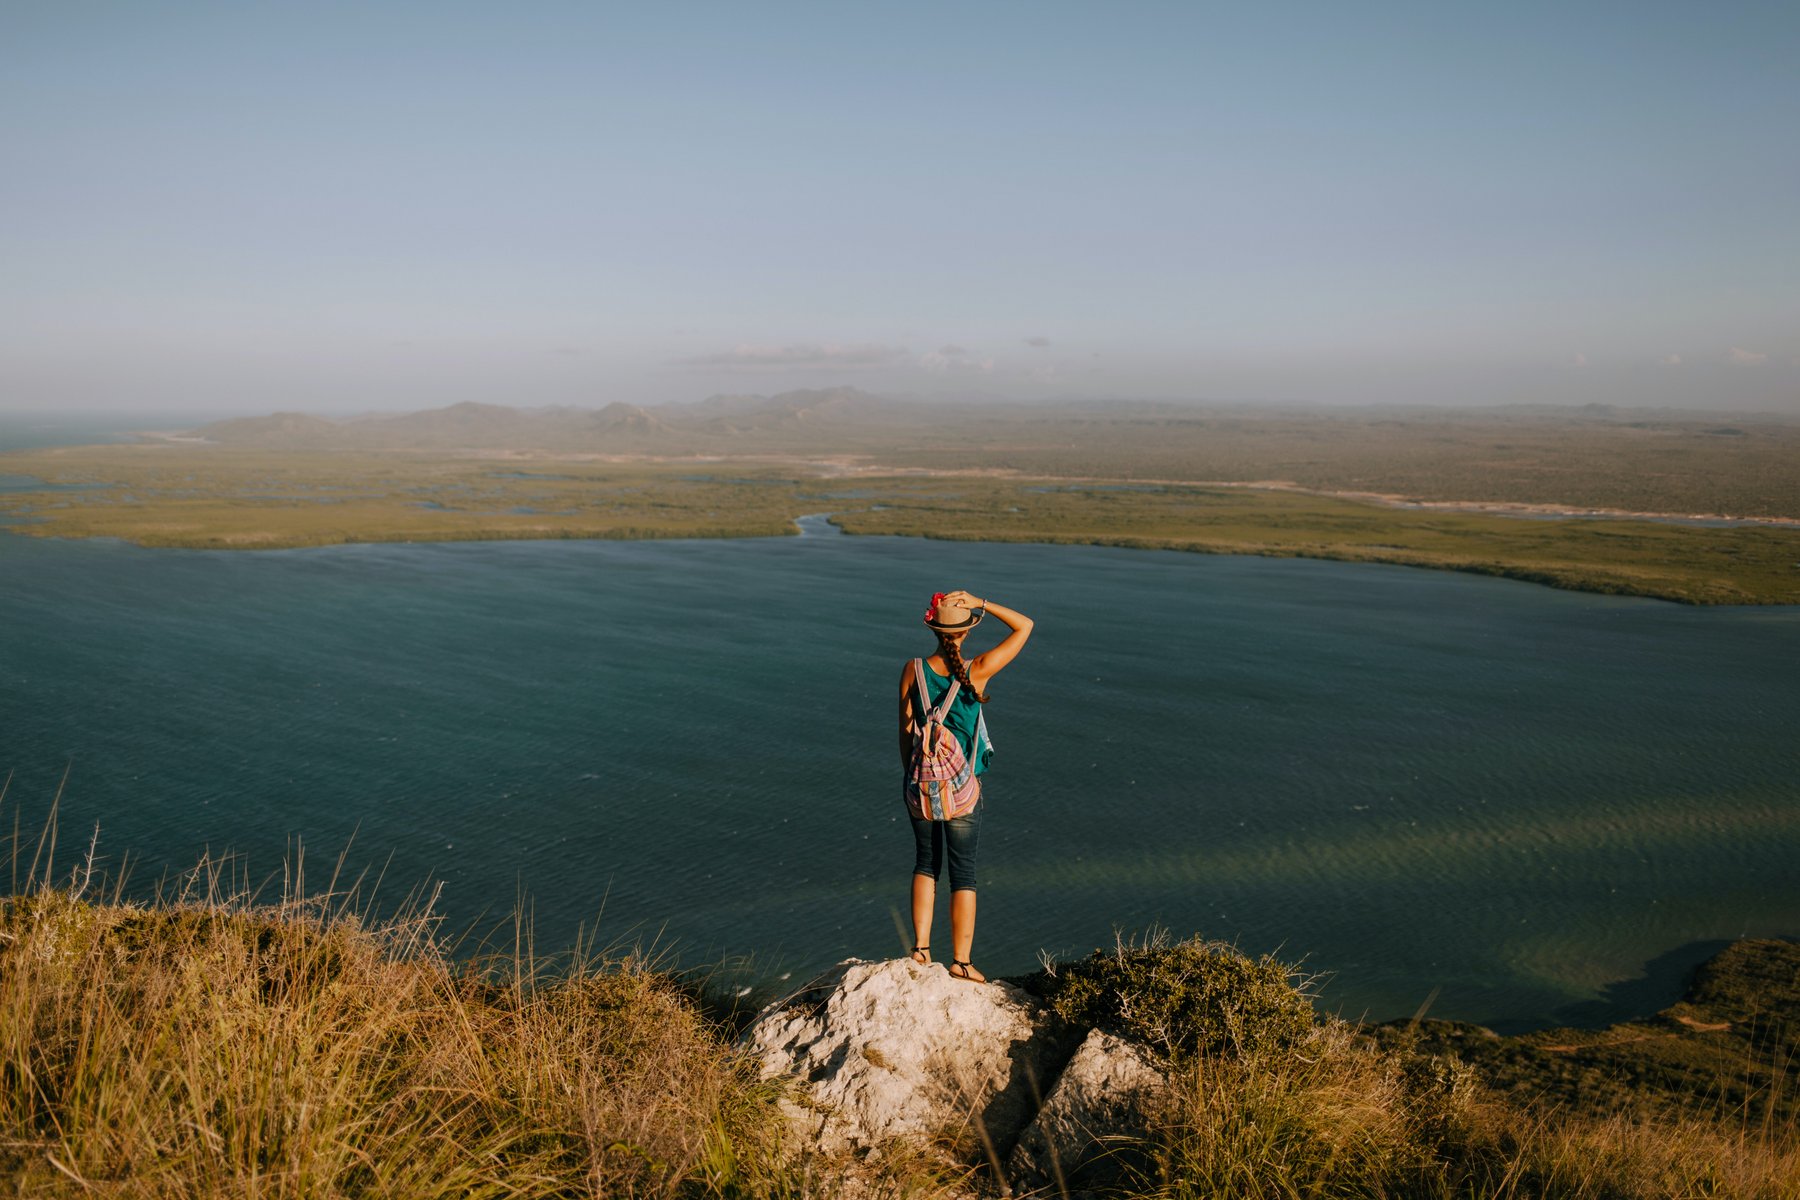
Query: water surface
4 528 1796 1026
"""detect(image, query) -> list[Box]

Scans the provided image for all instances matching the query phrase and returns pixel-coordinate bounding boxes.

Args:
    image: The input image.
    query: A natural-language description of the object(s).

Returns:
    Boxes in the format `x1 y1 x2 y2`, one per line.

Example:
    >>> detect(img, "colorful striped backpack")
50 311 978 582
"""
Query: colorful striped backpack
904 657 983 821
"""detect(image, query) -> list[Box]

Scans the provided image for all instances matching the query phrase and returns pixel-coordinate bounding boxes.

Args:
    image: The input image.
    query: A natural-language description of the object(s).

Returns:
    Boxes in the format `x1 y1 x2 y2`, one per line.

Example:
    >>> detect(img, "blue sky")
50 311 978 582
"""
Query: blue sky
3 1 1796 413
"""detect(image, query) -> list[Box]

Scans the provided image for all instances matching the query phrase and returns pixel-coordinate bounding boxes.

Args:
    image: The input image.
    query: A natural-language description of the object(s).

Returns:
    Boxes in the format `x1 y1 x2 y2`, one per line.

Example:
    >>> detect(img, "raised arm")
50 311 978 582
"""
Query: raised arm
942 591 1033 688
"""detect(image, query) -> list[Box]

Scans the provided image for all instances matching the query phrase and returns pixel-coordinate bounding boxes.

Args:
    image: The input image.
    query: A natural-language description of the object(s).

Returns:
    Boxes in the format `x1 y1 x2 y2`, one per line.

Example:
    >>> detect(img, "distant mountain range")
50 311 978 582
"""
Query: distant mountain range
189 388 954 453
192 387 1264 454
195 388 1497 455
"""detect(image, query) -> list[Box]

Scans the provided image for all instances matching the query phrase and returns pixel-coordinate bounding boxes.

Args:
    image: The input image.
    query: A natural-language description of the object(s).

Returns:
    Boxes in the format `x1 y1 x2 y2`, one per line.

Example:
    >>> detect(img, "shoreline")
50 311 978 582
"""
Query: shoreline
6 516 1797 608
826 460 1800 529
4 447 1798 607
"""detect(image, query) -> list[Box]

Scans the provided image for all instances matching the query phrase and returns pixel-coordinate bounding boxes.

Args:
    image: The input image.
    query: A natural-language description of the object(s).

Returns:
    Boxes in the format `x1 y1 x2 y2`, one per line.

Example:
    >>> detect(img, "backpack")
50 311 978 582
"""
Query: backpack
903 657 984 821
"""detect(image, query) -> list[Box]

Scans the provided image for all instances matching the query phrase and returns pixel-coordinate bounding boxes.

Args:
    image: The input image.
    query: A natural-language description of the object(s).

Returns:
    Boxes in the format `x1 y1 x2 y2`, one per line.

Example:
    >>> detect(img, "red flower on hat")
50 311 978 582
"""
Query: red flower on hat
925 591 947 620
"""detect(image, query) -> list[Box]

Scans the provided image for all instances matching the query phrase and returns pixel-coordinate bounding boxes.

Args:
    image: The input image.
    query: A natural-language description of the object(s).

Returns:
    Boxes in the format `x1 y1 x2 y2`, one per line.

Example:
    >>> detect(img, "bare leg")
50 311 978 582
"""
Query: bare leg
949 888 985 981
910 873 935 963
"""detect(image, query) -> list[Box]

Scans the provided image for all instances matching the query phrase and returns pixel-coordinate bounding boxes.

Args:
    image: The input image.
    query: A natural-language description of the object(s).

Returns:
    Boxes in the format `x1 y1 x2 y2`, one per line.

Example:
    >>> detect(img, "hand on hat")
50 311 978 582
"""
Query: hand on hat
942 589 985 611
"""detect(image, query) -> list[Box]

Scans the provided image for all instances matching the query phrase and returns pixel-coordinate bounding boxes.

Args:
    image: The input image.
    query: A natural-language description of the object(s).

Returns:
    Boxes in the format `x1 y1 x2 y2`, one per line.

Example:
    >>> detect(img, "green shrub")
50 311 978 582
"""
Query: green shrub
1027 931 1317 1061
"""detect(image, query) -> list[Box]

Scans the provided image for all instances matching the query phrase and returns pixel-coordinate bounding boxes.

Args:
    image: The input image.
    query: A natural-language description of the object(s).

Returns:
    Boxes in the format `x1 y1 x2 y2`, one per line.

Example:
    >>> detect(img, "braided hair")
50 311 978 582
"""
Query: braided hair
936 632 990 704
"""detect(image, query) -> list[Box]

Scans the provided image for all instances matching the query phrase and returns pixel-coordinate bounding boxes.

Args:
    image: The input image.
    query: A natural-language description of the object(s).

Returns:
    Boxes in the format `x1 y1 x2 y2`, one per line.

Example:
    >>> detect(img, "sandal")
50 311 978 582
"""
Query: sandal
948 959 987 984
909 945 931 965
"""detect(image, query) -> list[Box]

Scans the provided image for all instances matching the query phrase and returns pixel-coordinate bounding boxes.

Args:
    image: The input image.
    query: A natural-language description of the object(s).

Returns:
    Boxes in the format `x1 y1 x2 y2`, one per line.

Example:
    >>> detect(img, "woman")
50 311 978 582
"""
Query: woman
900 588 1034 983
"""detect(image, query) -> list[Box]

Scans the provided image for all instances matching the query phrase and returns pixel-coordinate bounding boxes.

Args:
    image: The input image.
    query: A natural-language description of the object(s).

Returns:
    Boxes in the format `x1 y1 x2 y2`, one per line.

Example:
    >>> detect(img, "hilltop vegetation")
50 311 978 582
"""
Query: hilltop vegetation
1 885 793 1198
3 876 1794 1199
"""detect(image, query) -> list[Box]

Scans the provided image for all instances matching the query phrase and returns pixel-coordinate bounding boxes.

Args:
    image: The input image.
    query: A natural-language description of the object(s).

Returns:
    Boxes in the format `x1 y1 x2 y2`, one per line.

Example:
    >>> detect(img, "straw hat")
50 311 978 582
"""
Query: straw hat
923 591 985 633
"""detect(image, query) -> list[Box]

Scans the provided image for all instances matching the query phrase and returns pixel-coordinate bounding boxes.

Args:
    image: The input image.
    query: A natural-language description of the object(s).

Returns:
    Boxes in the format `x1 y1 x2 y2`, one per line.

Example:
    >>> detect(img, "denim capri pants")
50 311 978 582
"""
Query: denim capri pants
911 803 981 892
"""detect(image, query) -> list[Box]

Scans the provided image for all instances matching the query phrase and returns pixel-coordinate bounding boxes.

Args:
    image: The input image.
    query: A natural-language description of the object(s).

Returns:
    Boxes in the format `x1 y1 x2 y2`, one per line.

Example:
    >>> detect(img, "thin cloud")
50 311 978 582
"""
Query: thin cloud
921 347 993 375
673 343 910 370
1724 346 1767 366
1025 336 1051 348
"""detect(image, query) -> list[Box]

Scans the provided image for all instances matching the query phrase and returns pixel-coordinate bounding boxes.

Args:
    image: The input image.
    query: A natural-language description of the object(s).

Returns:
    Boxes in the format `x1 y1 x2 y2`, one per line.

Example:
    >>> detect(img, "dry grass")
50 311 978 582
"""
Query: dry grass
1 825 1792 1198
0 838 811 1199
1139 1016 1799 1200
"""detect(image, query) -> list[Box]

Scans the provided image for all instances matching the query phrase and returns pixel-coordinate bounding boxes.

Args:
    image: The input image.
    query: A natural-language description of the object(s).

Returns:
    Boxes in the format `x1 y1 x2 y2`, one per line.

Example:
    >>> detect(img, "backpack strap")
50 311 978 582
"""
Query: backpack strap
911 658 962 733
935 677 961 722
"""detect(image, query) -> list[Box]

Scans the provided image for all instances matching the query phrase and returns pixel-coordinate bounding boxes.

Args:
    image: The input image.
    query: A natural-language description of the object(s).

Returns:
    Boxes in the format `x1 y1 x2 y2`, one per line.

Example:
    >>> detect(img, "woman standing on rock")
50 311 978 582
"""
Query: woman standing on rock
901 589 1033 983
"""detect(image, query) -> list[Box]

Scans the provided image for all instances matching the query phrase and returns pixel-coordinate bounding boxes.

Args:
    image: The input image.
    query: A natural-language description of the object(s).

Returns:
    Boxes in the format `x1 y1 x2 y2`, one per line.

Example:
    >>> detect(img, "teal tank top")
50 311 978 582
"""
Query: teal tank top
911 661 994 776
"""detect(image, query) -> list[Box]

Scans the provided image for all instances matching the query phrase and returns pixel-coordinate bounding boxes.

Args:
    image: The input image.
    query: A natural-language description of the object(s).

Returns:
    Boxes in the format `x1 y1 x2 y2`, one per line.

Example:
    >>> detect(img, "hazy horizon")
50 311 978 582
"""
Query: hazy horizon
4 3 1796 416
9 387 1800 431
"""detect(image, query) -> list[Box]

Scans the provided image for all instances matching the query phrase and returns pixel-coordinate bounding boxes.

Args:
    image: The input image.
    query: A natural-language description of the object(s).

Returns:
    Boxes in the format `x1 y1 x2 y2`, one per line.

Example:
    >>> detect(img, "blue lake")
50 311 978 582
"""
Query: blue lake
3 523 1797 1028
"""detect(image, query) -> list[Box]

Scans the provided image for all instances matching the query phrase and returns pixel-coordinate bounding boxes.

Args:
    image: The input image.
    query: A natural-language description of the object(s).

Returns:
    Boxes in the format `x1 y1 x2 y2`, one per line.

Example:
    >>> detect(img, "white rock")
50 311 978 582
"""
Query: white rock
1009 1028 1166 1193
744 957 1067 1157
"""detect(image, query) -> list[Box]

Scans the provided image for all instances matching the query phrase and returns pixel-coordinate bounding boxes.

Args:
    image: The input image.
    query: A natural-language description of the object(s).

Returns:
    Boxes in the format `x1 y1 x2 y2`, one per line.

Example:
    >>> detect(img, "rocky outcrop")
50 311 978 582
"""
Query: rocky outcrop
1009 1029 1166 1192
743 958 1067 1157
744 958 1169 1193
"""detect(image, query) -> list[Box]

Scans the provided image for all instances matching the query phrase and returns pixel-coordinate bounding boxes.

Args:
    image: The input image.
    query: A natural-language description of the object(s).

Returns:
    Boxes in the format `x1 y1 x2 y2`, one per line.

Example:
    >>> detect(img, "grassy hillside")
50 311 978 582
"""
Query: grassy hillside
3 876 1794 1198
0 885 796 1198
